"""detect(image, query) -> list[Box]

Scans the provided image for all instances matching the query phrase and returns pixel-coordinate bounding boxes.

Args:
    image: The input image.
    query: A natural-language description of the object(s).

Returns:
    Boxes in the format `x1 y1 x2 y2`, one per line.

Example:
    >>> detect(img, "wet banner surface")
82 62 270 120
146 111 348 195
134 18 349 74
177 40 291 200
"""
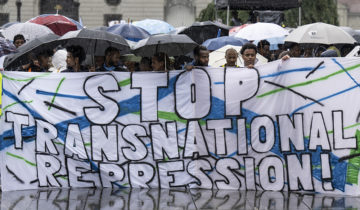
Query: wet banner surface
1 58 360 194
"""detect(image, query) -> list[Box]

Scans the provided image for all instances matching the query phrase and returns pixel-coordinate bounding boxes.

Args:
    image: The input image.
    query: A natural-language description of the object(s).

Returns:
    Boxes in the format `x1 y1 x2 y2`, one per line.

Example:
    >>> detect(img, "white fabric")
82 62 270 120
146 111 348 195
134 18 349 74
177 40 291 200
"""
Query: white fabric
235 22 289 41
1 58 360 195
285 22 356 45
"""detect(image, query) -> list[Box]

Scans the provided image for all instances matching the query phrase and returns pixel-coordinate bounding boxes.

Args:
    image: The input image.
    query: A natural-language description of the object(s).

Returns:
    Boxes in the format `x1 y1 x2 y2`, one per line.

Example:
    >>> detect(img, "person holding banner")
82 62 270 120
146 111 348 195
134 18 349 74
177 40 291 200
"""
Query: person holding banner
185 45 210 71
97 47 125 72
62 45 87 72
240 43 257 68
221 48 240 68
152 52 172 71
14 49 51 72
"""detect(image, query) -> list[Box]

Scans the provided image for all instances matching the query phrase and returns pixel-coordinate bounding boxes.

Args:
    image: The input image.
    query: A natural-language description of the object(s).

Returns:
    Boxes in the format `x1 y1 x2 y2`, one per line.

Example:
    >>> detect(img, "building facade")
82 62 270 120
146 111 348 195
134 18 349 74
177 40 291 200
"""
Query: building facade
0 0 212 28
337 0 360 29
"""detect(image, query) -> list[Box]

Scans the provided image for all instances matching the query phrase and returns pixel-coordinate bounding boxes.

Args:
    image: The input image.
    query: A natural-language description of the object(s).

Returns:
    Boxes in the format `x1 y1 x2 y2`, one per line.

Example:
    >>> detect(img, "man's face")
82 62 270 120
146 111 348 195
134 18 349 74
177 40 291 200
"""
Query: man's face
66 52 76 68
259 45 270 58
95 56 105 68
151 57 164 71
225 50 238 66
14 39 25 48
291 45 301 57
196 50 209 66
242 49 256 67
38 55 51 69
109 51 120 66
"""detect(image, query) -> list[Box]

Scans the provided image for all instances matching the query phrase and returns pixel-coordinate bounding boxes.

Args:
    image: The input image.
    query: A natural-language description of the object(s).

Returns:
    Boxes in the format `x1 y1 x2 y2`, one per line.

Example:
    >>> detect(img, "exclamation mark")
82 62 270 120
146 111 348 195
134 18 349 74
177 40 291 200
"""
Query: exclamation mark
321 153 333 191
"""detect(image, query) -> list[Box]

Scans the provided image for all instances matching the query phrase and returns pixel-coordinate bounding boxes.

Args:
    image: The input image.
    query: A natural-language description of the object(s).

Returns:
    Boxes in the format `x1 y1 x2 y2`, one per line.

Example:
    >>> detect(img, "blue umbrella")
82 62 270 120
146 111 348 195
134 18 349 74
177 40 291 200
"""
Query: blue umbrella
253 36 286 50
202 36 248 51
133 19 175 35
106 23 150 42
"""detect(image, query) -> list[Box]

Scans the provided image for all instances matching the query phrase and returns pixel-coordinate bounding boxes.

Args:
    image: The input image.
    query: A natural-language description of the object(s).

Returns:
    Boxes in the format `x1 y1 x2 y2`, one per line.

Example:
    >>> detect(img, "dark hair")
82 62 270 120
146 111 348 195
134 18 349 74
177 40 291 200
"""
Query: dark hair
13 34 25 43
36 49 54 59
240 43 257 55
225 48 238 55
140 57 151 66
193 45 208 57
153 52 171 70
104 47 119 57
257 40 270 49
289 42 300 50
66 45 86 63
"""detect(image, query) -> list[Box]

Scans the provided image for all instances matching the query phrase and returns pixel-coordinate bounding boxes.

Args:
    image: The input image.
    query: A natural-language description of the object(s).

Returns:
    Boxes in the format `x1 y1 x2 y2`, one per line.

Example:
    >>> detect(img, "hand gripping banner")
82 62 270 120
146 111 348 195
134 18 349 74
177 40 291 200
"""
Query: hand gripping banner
1 57 360 194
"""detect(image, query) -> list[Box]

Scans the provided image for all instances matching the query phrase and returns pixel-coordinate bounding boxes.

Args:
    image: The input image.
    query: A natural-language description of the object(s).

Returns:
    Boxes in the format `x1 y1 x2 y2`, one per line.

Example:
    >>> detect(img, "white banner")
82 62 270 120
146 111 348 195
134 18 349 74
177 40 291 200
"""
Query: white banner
1 58 360 195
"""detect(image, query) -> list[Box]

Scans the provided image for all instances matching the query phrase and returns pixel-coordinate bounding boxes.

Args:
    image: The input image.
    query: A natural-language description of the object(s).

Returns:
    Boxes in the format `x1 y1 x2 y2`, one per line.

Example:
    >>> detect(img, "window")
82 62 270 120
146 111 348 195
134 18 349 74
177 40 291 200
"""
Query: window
105 0 121 6
39 0 80 21
104 14 122 26
0 13 9 26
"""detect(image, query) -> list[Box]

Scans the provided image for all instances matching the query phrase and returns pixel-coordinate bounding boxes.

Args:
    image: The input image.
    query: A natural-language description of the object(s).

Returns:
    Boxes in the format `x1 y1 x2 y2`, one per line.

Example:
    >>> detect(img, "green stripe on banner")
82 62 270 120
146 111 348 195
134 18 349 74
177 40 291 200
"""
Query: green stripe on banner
48 77 66 111
6 152 37 166
257 63 360 98
6 152 68 181
118 78 131 87
304 122 360 139
346 130 360 184
0 100 33 116
2 72 52 82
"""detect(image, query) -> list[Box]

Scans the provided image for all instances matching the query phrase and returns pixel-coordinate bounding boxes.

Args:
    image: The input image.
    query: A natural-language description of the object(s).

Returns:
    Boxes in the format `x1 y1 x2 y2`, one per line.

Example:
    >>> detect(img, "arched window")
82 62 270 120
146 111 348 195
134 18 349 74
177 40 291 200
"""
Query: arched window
165 0 195 27
39 0 79 20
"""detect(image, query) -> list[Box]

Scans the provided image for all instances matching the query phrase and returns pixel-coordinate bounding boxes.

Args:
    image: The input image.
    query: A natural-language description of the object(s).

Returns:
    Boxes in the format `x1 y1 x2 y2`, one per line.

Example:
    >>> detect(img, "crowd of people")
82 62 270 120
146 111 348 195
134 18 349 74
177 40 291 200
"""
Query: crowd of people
1 32 356 73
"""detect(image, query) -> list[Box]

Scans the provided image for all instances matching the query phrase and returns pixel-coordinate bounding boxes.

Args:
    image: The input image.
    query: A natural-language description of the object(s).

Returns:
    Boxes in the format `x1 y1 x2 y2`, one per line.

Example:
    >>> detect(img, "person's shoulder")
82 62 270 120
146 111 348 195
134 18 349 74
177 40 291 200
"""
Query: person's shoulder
95 66 106 72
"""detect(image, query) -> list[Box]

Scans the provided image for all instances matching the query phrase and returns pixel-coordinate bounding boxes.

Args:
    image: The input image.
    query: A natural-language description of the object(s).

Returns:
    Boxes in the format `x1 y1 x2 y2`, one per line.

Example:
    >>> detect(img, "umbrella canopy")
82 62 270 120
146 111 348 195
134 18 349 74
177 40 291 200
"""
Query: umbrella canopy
229 24 250 36
209 45 268 67
0 37 16 57
107 23 151 42
59 28 131 56
93 26 108 31
28 14 83 36
202 36 248 51
253 36 286 50
340 26 360 43
2 22 54 42
132 34 198 57
4 34 60 70
284 22 357 45
133 19 175 35
179 21 231 44
169 26 187 35
1 22 20 29
234 22 289 41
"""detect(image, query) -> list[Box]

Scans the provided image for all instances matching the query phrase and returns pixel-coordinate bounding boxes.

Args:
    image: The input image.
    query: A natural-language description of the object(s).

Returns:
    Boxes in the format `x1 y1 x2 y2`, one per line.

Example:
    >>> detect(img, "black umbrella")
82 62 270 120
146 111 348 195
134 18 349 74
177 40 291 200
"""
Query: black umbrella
58 28 131 56
132 34 198 57
179 21 231 44
93 26 108 31
4 33 60 70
